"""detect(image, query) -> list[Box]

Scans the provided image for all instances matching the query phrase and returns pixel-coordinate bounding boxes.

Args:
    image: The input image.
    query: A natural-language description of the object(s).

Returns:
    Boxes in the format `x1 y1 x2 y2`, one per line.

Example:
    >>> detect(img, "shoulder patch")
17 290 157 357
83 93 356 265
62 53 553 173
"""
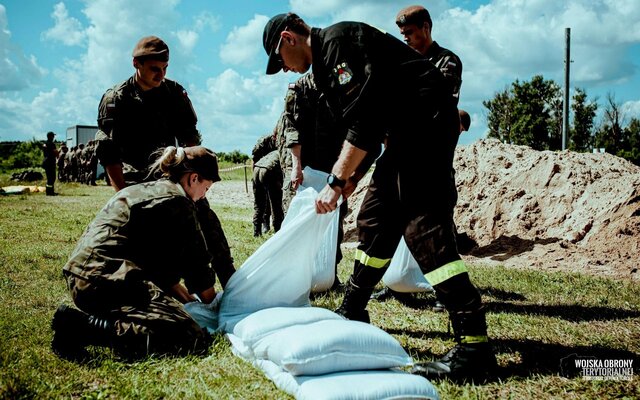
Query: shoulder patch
332 62 353 85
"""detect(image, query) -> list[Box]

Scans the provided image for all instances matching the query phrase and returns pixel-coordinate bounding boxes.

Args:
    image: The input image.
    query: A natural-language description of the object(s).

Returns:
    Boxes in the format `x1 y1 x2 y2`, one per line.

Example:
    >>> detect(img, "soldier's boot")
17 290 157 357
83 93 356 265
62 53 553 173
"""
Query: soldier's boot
46 185 57 196
334 279 374 323
370 287 414 303
51 304 116 360
253 223 262 237
411 307 497 381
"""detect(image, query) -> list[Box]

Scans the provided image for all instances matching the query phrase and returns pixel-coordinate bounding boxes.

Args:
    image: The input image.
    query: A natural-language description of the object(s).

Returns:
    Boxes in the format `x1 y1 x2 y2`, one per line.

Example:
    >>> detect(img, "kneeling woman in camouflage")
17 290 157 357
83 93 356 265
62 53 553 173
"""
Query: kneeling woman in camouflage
52 146 223 359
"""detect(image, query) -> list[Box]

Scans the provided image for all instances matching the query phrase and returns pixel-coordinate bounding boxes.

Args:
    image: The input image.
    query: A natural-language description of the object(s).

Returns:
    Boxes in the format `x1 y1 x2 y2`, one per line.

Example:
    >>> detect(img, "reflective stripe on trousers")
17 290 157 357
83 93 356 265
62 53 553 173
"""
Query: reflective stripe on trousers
355 249 467 287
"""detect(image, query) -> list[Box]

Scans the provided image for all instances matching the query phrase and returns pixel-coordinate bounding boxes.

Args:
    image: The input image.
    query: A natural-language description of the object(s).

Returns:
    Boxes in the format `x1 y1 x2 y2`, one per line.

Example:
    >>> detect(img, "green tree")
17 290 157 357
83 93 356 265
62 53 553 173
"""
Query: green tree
569 88 598 152
217 150 249 164
484 75 562 150
0 139 44 170
620 118 640 165
594 93 624 154
483 88 514 144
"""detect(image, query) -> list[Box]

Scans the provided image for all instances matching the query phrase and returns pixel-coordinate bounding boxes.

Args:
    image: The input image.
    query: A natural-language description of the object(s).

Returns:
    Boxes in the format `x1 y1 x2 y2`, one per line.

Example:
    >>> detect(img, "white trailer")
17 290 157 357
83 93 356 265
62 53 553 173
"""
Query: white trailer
65 125 104 178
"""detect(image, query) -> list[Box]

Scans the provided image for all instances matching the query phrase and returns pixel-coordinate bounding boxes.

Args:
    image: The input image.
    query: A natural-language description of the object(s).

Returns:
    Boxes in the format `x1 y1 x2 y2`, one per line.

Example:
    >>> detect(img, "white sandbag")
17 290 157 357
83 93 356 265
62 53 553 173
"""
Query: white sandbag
233 306 342 346
253 358 439 400
382 237 434 293
218 187 336 332
294 369 440 400
281 166 339 292
183 292 223 333
252 319 413 376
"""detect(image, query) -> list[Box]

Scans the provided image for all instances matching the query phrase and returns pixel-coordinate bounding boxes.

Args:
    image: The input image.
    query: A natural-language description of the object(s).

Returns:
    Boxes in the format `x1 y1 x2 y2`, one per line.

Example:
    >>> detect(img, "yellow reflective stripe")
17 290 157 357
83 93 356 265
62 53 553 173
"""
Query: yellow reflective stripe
460 335 488 344
424 259 468 286
355 249 391 269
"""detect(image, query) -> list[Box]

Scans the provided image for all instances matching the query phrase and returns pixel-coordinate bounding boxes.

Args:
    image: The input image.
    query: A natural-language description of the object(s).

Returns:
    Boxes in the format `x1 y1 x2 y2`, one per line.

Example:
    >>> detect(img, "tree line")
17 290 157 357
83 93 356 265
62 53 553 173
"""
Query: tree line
483 75 640 165
0 140 250 172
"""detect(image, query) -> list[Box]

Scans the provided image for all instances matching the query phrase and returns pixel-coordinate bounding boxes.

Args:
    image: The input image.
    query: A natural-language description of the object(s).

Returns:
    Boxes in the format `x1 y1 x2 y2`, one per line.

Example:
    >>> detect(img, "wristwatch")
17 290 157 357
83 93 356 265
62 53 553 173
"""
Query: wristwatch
327 173 346 189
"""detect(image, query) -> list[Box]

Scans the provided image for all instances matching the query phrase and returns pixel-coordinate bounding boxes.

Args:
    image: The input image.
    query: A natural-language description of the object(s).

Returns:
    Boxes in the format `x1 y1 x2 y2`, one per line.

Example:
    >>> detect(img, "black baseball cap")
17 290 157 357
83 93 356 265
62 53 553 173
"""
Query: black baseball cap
263 13 293 75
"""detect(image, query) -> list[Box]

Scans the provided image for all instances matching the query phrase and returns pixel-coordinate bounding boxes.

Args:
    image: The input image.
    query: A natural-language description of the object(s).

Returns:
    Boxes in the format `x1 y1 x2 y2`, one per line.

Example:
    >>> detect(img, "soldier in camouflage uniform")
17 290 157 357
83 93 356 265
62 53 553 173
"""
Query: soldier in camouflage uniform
57 144 68 182
95 35 235 288
274 112 296 214
52 146 221 359
251 133 283 237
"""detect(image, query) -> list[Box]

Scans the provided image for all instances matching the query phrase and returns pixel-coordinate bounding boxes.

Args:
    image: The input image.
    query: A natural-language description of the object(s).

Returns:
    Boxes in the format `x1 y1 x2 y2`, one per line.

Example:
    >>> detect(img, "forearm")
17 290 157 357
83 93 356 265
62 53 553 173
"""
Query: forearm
169 282 197 304
290 144 303 188
105 163 127 191
332 141 368 180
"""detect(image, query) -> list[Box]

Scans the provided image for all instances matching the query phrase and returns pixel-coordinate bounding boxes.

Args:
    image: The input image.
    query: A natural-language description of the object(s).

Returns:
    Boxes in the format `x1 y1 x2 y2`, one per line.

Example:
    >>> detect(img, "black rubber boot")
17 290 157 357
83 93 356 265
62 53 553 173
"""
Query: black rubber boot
411 308 497 381
46 185 58 196
51 304 116 360
370 287 415 303
334 279 374 323
253 224 262 237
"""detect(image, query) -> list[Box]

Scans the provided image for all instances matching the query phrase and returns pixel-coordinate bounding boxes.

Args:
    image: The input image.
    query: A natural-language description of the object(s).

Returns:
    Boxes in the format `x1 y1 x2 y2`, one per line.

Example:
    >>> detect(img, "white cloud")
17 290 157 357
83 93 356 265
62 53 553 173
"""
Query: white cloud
0 5 46 91
0 89 60 141
42 2 86 46
191 68 291 153
1 0 638 152
194 11 222 33
622 100 640 120
289 0 341 18
220 14 269 66
174 30 199 54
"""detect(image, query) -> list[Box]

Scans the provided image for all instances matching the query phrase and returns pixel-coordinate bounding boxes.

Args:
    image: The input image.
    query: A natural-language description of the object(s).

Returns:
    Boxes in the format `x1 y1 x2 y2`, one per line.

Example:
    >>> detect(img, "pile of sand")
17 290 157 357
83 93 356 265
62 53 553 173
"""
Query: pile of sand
344 139 640 280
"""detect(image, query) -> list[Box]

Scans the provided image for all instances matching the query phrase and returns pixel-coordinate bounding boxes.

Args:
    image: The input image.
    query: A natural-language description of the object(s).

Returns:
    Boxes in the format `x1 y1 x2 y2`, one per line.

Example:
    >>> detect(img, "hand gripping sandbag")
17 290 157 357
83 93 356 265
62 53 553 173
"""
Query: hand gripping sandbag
218 187 337 332
382 236 434 293
282 166 340 292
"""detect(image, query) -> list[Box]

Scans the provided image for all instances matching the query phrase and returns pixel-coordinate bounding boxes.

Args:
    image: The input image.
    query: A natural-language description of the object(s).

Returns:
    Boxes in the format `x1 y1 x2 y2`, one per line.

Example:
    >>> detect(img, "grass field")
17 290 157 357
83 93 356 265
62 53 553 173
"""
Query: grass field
0 174 638 399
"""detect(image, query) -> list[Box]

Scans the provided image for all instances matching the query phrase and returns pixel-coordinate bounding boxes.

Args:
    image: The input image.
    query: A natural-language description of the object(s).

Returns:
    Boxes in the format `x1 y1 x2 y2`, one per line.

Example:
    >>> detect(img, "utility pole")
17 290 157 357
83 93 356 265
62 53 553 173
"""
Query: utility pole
562 27 571 150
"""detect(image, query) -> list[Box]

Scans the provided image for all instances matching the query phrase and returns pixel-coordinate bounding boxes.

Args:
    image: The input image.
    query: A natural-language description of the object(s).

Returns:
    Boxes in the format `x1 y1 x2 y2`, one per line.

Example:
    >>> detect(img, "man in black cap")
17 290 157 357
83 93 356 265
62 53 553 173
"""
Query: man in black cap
42 131 58 196
94 35 235 290
262 13 496 381
42 131 59 195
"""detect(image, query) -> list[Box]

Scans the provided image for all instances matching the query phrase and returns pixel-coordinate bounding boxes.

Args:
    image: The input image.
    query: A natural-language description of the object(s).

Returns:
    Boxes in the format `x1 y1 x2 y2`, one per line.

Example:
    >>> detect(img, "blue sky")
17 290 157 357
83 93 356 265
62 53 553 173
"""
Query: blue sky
1 0 639 154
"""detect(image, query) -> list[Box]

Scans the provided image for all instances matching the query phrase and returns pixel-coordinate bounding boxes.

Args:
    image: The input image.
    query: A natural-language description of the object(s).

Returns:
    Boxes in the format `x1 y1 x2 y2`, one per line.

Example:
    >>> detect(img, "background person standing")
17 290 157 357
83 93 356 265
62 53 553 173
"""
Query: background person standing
42 131 59 196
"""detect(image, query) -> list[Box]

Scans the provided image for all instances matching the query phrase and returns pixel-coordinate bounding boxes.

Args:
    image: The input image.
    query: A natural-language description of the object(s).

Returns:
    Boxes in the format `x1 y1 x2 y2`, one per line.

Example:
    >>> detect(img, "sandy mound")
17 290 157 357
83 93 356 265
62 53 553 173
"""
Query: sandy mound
344 139 640 280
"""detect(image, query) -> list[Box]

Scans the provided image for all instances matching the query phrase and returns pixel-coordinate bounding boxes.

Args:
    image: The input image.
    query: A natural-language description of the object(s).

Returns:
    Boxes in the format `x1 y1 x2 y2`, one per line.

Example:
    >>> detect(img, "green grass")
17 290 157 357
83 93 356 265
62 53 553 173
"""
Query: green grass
1 175 639 399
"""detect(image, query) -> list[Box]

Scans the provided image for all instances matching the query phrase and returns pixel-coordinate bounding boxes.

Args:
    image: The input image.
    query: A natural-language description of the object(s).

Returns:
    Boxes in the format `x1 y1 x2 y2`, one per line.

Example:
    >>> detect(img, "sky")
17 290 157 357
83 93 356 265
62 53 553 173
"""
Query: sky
1 0 639 154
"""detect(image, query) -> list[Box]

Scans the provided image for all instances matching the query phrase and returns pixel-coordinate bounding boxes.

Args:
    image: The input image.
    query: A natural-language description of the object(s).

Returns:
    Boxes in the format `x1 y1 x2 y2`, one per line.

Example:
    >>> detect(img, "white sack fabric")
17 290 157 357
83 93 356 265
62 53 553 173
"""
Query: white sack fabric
281 166 340 292
382 237 434 293
218 187 336 332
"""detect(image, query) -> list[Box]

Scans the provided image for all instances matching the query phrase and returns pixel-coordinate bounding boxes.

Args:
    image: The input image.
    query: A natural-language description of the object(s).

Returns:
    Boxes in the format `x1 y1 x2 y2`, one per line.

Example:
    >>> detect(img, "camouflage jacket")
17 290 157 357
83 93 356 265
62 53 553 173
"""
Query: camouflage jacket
95 76 202 175
254 149 280 170
284 72 346 173
252 134 277 164
274 112 293 174
63 179 214 294
425 41 463 104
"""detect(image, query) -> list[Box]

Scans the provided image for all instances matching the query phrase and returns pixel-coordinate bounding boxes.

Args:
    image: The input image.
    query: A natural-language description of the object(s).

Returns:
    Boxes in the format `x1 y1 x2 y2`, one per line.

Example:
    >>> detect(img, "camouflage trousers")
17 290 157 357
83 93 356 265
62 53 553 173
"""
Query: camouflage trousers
67 275 210 356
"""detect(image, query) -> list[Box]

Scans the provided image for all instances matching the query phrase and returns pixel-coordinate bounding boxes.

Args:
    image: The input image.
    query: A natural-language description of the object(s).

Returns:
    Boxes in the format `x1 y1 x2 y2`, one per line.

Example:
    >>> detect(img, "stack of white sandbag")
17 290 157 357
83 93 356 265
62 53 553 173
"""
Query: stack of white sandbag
227 306 439 399
187 187 439 399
